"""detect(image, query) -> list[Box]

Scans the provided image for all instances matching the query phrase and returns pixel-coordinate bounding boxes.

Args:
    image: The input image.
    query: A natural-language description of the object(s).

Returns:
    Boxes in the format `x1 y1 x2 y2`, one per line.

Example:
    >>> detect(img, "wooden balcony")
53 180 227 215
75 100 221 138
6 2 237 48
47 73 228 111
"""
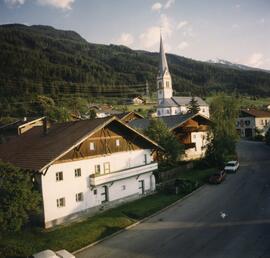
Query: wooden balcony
89 162 158 186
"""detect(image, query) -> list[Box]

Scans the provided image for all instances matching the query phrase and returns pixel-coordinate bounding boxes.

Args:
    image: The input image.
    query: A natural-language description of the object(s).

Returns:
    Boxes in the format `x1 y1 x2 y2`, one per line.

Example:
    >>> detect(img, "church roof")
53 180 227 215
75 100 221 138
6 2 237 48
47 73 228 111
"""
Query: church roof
158 35 169 77
172 97 208 106
157 98 178 108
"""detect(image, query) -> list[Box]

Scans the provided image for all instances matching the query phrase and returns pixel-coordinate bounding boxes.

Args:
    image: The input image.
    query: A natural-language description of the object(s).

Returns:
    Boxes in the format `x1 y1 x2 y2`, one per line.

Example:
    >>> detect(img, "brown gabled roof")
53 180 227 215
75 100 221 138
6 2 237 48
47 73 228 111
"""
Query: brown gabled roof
0 117 161 172
241 109 270 118
116 112 144 120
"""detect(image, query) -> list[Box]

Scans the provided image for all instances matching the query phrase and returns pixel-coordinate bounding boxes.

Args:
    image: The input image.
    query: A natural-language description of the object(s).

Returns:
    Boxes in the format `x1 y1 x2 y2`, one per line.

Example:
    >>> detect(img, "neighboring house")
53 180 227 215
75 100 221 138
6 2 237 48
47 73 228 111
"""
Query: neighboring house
116 112 144 123
87 106 122 118
129 113 211 161
236 109 270 137
0 116 162 228
0 117 46 136
122 96 146 105
156 35 210 118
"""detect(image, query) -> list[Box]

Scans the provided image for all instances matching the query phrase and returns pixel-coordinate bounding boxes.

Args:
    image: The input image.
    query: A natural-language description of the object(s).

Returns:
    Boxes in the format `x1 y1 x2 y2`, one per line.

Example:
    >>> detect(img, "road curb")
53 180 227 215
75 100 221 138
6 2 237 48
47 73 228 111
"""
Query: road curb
73 184 206 255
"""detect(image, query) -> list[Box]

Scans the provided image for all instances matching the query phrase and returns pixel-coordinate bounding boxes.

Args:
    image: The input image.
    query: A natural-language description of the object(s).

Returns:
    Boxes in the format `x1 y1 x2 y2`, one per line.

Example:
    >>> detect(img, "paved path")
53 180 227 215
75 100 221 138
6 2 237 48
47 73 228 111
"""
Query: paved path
77 140 270 258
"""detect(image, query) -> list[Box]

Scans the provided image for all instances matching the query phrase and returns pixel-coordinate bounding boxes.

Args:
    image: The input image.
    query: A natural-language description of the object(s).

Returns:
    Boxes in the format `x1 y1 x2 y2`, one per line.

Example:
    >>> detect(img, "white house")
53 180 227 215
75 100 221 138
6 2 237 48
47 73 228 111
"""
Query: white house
156 35 210 118
129 113 211 161
0 116 162 228
236 109 270 137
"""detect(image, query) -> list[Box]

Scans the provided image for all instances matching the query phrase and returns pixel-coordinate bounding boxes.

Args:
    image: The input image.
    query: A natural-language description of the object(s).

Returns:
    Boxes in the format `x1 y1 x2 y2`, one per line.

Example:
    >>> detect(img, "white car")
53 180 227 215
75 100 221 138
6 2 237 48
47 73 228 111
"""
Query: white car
224 161 239 173
32 249 75 258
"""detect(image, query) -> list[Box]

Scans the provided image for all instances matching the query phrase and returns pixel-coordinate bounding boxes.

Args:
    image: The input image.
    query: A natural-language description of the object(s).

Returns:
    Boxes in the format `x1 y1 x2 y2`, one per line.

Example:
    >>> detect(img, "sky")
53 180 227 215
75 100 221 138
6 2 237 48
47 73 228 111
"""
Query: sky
1 0 270 69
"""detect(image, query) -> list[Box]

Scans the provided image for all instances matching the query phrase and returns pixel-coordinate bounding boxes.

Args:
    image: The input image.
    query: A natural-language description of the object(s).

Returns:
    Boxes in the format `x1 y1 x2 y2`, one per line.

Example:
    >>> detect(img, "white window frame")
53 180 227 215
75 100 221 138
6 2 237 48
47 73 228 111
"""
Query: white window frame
57 197 65 208
56 171 63 182
74 168 81 177
104 162 110 174
95 165 101 175
75 192 83 202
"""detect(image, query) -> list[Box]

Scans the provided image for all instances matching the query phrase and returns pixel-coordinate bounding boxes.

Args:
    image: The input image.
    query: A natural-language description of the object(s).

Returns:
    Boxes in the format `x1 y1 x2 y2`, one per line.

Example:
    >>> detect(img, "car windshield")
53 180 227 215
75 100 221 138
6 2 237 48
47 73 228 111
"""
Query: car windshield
226 163 235 166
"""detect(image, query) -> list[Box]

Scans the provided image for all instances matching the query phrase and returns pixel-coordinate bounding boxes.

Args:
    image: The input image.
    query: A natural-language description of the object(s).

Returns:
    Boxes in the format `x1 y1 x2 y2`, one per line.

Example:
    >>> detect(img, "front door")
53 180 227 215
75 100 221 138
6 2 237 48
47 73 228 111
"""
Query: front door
138 180 145 195
101 185 108 203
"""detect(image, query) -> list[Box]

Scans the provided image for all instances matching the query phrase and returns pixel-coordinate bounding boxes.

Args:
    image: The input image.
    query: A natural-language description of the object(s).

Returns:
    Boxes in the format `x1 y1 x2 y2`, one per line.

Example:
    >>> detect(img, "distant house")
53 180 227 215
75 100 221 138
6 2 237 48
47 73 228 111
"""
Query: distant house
87 105 122 118
236 109 270 137
0 116 161 228
116 111 144 123
123 96 146 105
129 113 211 161
0 117 46 136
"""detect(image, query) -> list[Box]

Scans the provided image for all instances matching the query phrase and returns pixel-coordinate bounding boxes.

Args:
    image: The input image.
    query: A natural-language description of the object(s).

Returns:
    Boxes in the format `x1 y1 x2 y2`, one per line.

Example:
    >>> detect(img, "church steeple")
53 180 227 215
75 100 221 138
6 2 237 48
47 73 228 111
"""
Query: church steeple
157 34 173 104
158 34 169 77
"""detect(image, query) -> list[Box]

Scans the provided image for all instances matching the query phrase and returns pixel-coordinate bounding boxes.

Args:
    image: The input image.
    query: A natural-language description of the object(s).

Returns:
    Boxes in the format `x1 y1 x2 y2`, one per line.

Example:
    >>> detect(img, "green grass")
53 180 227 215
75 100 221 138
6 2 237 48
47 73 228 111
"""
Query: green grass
1 193 182 257
178 167 217 186
1 167 215 257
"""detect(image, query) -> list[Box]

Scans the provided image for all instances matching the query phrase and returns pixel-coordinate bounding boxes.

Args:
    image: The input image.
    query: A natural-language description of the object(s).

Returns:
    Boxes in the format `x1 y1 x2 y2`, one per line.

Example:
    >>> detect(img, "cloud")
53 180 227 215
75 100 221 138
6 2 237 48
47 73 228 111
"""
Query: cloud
164 0 175 9
139 14 172 50
257 18 265 24
177 20 189 30
151 2 162 12
4 0 25 8
247 53 264 68
115 33 134 47
4 0 75 9
235 4 240 8
177 41 189 51
37 0 74 10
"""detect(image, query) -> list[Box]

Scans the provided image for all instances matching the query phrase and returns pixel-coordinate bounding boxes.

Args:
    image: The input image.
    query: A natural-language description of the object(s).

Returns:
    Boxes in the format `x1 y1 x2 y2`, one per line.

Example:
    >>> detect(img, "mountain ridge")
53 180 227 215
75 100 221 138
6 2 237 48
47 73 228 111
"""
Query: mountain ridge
1 23 270 100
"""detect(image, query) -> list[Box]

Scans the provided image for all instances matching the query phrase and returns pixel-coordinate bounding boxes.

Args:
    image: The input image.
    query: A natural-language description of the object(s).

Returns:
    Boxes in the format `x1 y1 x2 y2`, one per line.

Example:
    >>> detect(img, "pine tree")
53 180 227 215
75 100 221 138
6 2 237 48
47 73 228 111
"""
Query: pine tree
187 96 200 114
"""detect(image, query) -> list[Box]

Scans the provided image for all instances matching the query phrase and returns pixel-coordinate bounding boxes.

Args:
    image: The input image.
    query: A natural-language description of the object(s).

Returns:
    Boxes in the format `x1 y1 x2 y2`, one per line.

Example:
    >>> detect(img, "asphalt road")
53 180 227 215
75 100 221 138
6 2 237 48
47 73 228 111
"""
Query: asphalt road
77 140 270 258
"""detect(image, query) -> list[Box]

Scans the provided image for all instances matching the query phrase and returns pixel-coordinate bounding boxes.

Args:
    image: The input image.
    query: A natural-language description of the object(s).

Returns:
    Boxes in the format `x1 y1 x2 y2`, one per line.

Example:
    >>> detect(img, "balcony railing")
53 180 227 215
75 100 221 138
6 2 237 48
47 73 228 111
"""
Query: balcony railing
90 162 158 186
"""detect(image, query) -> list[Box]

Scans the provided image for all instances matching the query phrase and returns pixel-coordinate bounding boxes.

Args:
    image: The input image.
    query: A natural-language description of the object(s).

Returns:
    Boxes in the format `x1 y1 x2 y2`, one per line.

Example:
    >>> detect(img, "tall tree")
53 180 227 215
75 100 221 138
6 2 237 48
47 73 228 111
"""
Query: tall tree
0 161 41 232
187 96 200 114
144 119 184 164
206 94 240 167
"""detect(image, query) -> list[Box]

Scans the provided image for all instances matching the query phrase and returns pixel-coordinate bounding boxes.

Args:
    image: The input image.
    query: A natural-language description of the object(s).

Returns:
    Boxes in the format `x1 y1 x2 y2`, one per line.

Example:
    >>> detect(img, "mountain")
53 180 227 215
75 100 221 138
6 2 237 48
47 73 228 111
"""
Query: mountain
1 23 270 102
207 58 270 73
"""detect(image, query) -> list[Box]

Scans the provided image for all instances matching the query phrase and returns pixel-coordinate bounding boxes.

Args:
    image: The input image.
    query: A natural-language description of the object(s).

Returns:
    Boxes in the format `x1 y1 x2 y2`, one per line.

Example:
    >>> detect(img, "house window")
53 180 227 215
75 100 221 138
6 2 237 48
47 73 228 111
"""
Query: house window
116 139 120 147
245 120 250 126
265 120 268 125
104 162 110 174
101 185 108 203
202 108 205 112
57 197 65 208
122 185 126 191
193 134 196 139
166 109 170 114
56 172 63 182
76 192 83 202
90 142 95 150
95 165 101 175
158 81 162 89
93 189 97 195
75 168 81 177
261 120 264 125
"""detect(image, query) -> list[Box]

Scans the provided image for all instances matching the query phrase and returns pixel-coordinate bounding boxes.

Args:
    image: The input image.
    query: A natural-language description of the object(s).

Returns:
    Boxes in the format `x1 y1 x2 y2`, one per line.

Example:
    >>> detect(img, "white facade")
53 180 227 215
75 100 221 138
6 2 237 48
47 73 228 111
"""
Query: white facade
236 116 270 137
41 149 157 228
182 131 208 160
157 71 173 104
157 105 210 118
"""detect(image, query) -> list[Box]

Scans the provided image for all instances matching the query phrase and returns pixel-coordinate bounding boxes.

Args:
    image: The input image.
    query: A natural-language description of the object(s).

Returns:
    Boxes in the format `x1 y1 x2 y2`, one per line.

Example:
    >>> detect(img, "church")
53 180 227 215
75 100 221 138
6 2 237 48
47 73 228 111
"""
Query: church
156 36 210 118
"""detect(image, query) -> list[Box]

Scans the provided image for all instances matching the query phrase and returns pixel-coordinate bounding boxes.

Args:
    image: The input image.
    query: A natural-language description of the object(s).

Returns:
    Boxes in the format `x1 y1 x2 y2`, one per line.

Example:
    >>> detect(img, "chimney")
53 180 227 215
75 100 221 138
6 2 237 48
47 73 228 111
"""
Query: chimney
43 117 48 135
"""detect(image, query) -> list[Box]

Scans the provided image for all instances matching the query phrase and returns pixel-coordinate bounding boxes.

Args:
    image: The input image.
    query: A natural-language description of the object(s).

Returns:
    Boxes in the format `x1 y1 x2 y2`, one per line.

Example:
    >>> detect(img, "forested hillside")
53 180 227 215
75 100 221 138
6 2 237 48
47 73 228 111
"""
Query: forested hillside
1 23 270 103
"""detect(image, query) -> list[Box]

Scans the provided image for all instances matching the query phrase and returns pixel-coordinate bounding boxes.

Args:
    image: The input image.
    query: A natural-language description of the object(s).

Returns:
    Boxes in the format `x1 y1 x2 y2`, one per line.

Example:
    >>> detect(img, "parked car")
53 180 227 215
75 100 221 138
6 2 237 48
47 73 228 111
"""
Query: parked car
209 170 226 184
224 160 239 173
32 249 75 258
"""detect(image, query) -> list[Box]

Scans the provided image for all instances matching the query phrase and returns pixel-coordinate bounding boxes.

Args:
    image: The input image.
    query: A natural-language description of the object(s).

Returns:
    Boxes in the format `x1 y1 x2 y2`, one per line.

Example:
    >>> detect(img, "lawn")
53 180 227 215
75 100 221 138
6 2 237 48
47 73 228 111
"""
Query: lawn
1 167 215 258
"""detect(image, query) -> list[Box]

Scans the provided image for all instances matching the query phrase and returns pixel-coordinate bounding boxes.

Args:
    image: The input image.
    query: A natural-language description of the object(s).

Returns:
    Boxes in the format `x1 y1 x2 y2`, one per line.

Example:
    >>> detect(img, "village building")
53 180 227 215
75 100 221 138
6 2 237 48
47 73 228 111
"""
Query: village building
156 36 210 118
0 116 162 228
116 111 144 123
129 113 211 161
236 109 270 138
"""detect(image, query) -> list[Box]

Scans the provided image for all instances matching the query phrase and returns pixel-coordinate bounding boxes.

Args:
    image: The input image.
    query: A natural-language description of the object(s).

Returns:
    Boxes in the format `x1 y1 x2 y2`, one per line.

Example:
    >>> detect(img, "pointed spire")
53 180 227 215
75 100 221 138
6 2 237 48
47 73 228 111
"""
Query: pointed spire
158 34 169 76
